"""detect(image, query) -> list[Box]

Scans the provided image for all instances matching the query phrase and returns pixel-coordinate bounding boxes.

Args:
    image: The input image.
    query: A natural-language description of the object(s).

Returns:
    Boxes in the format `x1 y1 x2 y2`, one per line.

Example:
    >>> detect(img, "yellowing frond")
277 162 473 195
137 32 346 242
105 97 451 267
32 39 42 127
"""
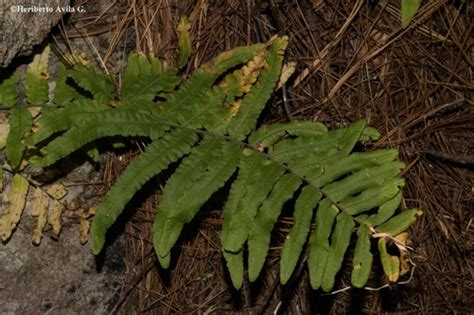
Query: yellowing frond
48 201 64 237
0 174 29 241
31 188 49 245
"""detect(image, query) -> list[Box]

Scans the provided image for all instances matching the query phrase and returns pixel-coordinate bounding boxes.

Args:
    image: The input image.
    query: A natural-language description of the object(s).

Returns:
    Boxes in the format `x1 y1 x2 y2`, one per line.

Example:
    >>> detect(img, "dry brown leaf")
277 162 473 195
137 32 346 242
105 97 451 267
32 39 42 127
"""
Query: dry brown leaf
394 232 411 277
87 206 96 216
46 183 67 200
277 61 297 89
0 174 29 241
28 107 42 119
48 201 64 236
31 187 49 216
32 201 49 245
79 219 90 245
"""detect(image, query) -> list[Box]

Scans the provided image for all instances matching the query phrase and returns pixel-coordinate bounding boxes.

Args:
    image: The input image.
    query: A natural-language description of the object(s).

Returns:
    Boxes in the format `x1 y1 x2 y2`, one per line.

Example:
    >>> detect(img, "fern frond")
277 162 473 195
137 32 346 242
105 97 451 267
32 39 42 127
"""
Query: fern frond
351 225 373 288
29 108 170 167
153 138 241 266
91 129 198 254
220 153 285 287
249 120 328 147
280 186 321 284
227 36 288 139
244 119 411 291
25 99 108 146
376 208 421 236
221 152 285 254
5 107 32 170
0 174 29 241
247 174 301 282
358 191 402 226
25 46 50 105
177 16 192 69
378 237 400 282
24 34 419 294
68 64 115 102
155 43 267 129
223 249 245 289
121 53 179 103
0 73 20 107
54 64 82 104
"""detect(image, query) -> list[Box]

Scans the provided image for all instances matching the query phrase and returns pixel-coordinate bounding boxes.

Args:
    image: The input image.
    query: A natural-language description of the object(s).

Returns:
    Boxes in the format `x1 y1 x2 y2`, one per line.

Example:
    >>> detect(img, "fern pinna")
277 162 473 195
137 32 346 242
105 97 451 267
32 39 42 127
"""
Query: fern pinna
26 32 420 291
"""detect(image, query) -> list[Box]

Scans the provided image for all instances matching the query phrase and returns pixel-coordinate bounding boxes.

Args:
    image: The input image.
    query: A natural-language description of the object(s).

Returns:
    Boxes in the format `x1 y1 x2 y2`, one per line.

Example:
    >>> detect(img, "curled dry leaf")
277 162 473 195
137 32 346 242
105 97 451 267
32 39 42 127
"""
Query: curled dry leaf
378 237 401 282
394 232 411 277
32 204 49 245
48 201 64 236
31 188 50 244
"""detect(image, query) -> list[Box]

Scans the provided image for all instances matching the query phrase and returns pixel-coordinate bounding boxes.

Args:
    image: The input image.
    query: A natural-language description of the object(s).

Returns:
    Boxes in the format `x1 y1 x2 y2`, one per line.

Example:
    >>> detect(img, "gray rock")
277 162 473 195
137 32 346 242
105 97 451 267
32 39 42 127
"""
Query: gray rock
0 0 67 67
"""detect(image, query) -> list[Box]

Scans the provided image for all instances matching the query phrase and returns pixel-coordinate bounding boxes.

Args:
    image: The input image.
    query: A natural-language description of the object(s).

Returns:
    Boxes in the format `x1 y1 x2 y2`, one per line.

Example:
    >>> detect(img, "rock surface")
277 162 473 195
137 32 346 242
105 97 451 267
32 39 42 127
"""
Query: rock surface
0 0 67 67
0 222 125 314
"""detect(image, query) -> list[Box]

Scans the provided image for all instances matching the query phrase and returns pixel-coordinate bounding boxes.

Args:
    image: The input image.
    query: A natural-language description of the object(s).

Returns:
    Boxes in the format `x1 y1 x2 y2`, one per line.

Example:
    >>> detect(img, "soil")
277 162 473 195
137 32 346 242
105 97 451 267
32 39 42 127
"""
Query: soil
1 0 473 314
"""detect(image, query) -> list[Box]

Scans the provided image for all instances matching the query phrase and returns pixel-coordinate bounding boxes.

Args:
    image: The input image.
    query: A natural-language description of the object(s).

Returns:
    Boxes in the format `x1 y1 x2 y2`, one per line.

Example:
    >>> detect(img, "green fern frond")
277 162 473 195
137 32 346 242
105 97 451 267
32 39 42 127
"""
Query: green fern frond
67 64 115 102
91 129 198 254
153 138 241 266
29 108 170 167
5 107 32 170
0 73 20 107
280 186 321 284
351 225 373 288
54 64 82 104
247 174 302 282
25 46 50 105
27 33 420 293
25 99 108 146
376 208 421 236
249 120 328 147
221 153 285 255
121 53 179 103
177 16 192 69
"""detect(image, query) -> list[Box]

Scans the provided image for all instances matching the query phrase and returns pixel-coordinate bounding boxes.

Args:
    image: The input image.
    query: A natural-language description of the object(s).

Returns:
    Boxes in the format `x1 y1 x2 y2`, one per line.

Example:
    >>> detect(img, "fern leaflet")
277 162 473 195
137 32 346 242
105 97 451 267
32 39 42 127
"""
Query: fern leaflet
0 73 20 107
91 129 198 253
5 107 32 170
67 64 115 102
